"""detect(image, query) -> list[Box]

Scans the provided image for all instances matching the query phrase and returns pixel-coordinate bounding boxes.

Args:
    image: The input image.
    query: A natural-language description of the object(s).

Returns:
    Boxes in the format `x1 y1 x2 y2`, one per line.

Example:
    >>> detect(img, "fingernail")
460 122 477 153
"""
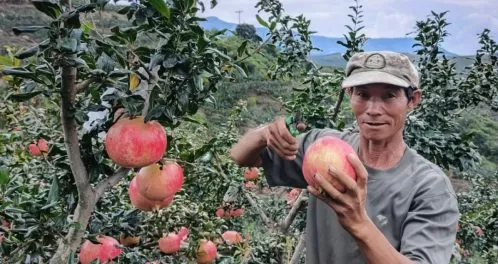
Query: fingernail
328 165 336 175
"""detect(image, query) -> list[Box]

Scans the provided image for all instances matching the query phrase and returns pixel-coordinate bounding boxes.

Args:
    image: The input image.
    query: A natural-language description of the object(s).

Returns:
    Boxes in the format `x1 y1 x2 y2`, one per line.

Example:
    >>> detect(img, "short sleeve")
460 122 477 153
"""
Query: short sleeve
259 128 343 189
400 192 459 264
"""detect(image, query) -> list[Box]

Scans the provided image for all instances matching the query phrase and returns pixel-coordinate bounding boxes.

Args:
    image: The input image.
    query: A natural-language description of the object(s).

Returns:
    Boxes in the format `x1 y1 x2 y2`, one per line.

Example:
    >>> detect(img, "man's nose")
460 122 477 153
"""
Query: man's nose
366 98 383 116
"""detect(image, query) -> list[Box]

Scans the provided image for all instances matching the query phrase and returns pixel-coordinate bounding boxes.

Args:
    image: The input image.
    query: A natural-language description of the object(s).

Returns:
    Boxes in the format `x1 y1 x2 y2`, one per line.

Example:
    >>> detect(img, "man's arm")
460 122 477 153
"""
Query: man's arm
230 117 299 167
230 125 268 167
352 219 415 264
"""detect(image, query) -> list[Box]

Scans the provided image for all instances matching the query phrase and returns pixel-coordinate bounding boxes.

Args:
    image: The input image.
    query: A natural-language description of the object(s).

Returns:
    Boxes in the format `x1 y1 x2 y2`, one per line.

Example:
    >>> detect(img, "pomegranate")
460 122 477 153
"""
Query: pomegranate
79 235 122 264
136 162 184 201
158 232 181 254
302 136 358 193
245 181 256 189
287 188 301 206
128 176 175 211
104 116 167 168
230 208 244 217
28 138 49 156
215 208 224 218
244 167 259 181
196 239 217 264
222 231 242 245
178 226 189 241
296 122 307 132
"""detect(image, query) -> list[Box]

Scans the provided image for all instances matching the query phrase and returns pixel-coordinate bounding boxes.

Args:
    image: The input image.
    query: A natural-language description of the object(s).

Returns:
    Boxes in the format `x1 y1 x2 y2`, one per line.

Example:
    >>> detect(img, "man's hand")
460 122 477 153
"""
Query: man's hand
265 117 299 160
307 153 371 237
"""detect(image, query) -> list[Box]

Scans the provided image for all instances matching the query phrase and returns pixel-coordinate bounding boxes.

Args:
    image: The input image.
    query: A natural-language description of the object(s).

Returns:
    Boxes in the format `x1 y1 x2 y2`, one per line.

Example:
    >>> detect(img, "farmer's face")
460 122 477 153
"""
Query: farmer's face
348 83 420 142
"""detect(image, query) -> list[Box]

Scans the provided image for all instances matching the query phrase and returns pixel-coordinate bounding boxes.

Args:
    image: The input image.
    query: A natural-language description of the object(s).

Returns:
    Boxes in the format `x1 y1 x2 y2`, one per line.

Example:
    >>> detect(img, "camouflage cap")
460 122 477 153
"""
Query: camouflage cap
341 51 420 90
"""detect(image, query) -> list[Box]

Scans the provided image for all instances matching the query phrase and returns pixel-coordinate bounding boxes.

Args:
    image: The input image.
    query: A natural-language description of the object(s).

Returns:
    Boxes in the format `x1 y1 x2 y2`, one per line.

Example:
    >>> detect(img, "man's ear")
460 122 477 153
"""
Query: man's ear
408 89 422 110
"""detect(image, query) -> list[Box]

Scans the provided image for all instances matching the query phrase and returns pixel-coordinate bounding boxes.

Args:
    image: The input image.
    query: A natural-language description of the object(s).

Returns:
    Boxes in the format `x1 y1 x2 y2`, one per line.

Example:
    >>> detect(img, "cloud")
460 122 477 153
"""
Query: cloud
435 0 493 7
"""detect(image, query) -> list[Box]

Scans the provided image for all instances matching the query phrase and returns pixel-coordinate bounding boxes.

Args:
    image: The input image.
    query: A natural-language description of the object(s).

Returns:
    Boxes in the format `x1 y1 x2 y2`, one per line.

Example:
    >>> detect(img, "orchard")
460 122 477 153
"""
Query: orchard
0 0 497 263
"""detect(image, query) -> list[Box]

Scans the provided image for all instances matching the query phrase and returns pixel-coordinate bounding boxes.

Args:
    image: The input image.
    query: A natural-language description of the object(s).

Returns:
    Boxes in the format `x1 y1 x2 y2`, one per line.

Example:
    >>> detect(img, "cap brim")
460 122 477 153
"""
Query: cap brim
341 71 410 89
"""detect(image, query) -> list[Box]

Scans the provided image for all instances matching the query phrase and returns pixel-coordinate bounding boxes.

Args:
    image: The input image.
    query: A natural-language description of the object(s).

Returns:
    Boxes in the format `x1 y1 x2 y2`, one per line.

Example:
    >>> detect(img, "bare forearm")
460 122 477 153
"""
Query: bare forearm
230 125 267 167
354 219 414 264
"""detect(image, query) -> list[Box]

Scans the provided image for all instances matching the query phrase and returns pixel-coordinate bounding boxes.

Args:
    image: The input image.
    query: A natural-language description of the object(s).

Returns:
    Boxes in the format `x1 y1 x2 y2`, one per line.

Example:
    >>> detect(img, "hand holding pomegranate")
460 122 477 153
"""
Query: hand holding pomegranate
307 153 372 237
264 117 299 160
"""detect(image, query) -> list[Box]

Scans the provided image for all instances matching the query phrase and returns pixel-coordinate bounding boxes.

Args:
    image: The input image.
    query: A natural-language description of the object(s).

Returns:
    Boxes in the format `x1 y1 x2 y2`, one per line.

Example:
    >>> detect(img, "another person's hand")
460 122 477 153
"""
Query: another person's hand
264 116 299 160
307 154 372 237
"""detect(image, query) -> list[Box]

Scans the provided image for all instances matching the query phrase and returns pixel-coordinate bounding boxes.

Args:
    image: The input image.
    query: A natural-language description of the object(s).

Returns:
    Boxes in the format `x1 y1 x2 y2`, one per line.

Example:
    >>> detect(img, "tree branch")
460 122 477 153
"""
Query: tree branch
289 232 306 264
75 78 95 94
332 89 345 122
95 167 131 198
60 62 90 195
244 191 276 228
280 190 308 233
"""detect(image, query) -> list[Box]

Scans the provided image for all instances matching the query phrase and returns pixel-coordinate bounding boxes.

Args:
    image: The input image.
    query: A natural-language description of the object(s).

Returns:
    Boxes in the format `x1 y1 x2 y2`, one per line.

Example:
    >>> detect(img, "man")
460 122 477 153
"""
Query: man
230 51 459 264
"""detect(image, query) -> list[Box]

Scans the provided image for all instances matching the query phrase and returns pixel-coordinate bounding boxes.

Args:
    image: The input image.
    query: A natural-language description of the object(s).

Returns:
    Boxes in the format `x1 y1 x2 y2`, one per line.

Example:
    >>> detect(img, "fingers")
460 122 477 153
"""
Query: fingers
347 153 368 190
313 173 344 203
266 117 299 160
328 165 358 194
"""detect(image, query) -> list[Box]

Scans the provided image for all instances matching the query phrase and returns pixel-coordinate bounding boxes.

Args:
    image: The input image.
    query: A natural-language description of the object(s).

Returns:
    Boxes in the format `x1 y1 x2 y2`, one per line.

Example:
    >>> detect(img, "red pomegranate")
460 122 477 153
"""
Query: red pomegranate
158 232 181 254
128 176 175 211
196 239 217 264
302 136 357 193
104 116 167 168
136 161 184 201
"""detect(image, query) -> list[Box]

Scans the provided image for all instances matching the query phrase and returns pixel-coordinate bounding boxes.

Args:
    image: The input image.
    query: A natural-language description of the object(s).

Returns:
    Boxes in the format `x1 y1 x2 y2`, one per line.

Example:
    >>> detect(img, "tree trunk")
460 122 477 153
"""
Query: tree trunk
50 62 96 264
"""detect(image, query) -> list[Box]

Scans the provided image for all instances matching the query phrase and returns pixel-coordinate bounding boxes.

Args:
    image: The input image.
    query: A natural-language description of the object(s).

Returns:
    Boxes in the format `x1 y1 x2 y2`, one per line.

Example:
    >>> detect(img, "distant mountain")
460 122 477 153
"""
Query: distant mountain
199 16 459 57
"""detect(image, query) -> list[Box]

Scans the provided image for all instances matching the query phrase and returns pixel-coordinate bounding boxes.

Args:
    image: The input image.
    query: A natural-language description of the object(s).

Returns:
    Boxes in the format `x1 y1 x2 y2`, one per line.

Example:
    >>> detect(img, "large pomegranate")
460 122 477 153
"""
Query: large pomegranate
79 235 122 264
128 176 175 211
302 136 358 193
196 239 217 264
104 116 167 168
136 161 184 201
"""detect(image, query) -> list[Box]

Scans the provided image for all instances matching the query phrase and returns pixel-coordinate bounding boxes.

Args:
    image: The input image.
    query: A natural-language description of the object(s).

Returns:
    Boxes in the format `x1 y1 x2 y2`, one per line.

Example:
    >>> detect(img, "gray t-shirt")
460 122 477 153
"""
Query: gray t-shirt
260 128 459 264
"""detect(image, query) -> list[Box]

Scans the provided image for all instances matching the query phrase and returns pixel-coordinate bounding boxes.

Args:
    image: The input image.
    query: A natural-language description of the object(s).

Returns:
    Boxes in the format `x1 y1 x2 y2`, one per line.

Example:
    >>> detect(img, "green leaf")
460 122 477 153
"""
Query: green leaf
233 64 247 78
237 40 248 57
1 69 35 79
46 174 59 205
14 46 39 60
31 0 61 19
149 0 171 19
256 15 270 28
0 166 9 186
96 53 116 73
12 26 48 36
193 74 203 92
61 37 78 53
7 90 44 102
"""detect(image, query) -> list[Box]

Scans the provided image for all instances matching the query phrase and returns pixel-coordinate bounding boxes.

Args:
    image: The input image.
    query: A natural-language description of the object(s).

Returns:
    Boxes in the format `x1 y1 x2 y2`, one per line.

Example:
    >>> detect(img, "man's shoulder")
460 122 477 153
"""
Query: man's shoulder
404 147 457 199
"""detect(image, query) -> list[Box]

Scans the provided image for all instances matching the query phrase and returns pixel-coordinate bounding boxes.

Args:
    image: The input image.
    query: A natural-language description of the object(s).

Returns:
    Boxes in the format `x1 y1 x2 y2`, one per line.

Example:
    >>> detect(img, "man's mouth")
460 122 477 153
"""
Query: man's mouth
364 122 387 127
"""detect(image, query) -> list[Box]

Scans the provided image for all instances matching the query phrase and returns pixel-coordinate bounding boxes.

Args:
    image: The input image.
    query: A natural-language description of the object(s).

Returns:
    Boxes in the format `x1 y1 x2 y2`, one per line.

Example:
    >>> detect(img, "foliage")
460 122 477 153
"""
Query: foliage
404 11 498 172
236 24 261 43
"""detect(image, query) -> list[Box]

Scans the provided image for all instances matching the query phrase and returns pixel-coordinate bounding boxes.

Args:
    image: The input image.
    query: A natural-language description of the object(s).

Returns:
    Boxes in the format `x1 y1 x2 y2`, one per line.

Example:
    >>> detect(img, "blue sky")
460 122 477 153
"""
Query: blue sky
200 0 498 55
